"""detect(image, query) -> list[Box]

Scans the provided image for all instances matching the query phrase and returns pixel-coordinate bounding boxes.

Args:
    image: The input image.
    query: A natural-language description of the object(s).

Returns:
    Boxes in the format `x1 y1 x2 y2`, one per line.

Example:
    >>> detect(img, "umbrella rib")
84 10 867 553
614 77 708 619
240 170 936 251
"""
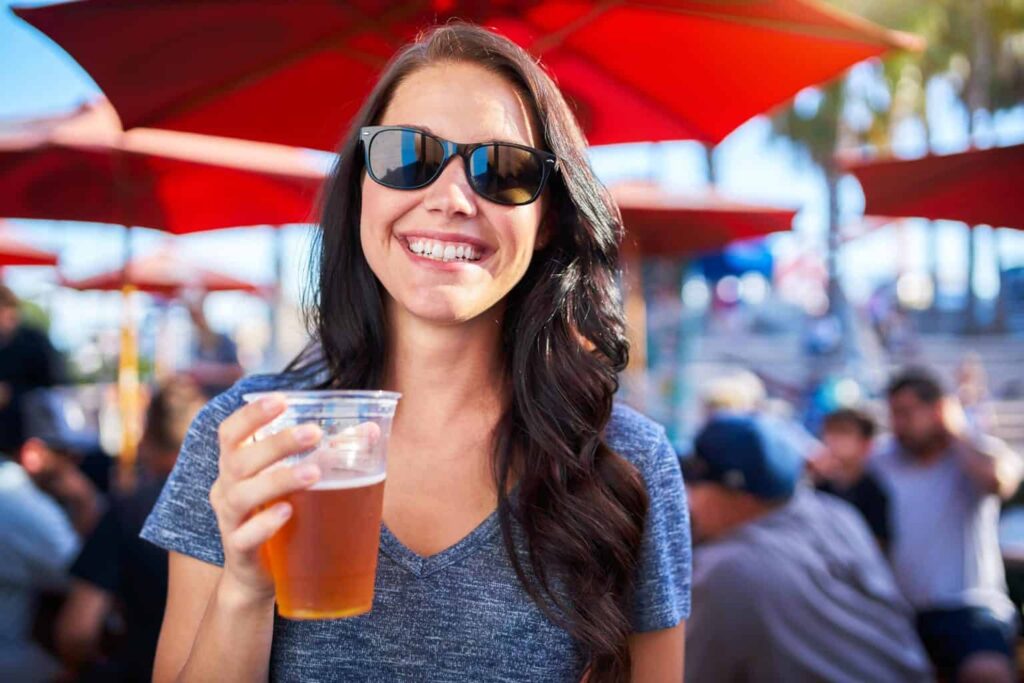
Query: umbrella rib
126 1 428 133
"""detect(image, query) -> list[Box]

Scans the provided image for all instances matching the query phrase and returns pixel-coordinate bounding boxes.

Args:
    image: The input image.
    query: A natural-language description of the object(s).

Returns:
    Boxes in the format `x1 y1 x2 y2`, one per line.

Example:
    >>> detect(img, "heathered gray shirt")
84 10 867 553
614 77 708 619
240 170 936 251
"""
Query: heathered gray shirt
141 374 691 682
686 487 932 683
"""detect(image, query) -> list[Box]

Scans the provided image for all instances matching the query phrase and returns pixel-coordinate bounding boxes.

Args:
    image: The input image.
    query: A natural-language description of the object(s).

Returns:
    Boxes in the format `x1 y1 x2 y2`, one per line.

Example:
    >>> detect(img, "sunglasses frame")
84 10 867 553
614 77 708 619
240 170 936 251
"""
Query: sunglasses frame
359 125 557 206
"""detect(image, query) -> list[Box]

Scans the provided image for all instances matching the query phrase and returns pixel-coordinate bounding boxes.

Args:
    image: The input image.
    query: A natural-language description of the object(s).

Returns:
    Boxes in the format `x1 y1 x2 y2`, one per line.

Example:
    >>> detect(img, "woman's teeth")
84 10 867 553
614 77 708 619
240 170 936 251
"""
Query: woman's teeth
407 238 481 263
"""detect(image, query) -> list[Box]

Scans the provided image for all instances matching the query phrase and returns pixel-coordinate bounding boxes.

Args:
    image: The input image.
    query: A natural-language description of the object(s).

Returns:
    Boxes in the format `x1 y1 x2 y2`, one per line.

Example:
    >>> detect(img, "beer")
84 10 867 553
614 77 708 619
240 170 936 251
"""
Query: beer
263 472 386 619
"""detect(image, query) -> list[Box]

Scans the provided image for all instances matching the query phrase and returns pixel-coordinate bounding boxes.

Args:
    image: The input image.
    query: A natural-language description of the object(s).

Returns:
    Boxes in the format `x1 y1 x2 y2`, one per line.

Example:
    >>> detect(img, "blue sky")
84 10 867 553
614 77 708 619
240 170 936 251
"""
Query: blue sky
3 0 1024 352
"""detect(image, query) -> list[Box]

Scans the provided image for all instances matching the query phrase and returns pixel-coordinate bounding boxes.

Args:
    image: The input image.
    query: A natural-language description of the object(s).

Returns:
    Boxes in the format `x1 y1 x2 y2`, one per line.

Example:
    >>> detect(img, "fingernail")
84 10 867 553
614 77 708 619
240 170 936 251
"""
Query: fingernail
295 464 320 483
274 503 292 520
295 425 321 445
261 395 285 414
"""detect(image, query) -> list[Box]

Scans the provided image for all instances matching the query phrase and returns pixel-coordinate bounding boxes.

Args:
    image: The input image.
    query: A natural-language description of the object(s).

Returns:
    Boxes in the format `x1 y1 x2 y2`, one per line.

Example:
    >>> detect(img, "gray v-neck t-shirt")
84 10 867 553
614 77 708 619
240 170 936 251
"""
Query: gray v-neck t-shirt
141 373 691 682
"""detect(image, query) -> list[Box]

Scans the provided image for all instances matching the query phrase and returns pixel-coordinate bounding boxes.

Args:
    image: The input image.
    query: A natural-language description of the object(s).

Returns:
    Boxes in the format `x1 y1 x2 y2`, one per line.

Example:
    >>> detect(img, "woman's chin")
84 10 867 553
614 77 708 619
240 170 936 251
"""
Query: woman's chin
398 295 485 326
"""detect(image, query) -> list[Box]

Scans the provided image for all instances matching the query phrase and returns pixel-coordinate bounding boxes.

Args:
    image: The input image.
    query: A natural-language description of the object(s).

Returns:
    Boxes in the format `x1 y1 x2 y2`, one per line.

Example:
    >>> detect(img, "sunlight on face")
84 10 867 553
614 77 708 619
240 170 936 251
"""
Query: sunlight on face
359 62 547 326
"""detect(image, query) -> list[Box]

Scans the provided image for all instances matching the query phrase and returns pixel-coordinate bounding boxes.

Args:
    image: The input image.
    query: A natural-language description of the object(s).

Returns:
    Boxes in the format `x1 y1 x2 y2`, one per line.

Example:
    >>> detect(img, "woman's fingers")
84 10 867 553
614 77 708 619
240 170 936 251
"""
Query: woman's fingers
222 460 321 524
218 394 287 451
226 502 294 555
226 423 323 481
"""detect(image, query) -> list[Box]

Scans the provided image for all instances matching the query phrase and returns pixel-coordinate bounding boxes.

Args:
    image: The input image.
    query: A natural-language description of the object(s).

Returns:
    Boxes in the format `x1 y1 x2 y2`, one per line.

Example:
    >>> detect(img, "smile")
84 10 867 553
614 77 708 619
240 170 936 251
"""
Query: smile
405 237 483 263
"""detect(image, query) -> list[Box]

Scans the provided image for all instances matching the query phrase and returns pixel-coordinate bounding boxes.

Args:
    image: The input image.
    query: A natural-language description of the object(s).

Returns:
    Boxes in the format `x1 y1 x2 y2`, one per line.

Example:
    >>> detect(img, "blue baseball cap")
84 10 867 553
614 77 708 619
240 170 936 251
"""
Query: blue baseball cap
683 414 805 500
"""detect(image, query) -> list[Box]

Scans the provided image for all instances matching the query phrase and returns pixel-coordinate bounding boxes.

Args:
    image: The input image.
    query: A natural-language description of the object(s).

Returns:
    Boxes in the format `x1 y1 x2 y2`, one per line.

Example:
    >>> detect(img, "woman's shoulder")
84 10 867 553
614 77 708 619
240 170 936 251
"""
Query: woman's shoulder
605 401 675 469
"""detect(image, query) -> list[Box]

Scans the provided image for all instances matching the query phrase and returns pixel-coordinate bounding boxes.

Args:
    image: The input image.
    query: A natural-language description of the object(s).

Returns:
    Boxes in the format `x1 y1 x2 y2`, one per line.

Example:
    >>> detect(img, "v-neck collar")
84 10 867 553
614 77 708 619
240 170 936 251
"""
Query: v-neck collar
378 510 502 578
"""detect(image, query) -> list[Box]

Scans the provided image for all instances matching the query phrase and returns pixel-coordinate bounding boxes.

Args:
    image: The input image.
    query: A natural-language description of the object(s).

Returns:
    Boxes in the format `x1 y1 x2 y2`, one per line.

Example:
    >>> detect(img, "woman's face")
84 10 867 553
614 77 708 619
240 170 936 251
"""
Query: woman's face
360 62 547 325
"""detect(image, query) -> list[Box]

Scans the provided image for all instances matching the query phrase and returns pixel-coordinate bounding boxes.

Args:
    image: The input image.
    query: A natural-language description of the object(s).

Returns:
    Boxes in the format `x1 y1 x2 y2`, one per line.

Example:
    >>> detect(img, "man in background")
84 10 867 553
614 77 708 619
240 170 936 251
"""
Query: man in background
0 285 65 454
684 414 930 682
875 367 1023 683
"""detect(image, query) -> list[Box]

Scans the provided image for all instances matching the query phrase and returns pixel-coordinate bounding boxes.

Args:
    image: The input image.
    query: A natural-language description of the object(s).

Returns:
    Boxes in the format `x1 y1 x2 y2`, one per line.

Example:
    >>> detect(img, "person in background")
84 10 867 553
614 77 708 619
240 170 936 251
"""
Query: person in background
874 367 1024 683
0 413 103 681
0 285 65 455
684 414 931 683
55 377 204 682
184 291 243 397
809 407 890 551
956 351 996 435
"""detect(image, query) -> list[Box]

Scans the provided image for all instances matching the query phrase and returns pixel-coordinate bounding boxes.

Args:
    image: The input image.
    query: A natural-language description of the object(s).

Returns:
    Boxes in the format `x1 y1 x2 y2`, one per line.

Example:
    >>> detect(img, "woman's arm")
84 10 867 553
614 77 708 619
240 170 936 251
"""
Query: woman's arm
153 552 276 683
628 621 685 682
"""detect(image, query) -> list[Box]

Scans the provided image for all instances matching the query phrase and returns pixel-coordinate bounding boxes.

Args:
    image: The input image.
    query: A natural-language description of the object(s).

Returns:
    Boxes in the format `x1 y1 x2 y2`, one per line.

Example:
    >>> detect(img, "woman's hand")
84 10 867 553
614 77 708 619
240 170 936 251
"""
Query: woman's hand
208 394 323 600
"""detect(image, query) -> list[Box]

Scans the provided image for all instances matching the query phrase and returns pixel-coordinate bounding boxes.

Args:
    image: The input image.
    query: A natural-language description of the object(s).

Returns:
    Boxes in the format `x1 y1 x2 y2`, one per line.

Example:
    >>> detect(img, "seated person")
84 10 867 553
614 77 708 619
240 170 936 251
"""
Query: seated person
809 407 890 551
874 368 1024 683
55 377 204 682
684 414 931 683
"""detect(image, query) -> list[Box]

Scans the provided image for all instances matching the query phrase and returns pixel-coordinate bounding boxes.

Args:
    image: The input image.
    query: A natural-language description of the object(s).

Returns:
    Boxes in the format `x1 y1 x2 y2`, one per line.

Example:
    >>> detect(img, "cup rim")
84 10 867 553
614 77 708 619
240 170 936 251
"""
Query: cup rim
242 390 402 405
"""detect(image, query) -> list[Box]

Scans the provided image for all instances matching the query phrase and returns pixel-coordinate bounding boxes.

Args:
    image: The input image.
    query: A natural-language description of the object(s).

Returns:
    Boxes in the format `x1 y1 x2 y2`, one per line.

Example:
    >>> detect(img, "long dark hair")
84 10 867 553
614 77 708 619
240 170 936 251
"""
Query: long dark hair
289 23 648 681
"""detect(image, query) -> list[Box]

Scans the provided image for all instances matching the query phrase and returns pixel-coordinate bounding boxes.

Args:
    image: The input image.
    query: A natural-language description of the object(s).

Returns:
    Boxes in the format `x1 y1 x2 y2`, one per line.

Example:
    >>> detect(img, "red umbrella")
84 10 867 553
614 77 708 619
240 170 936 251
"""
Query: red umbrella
610 182 797 255
0 222 58 267
0 99 324 232
60 245 263 297
843 143 1024 229
14 0 920 149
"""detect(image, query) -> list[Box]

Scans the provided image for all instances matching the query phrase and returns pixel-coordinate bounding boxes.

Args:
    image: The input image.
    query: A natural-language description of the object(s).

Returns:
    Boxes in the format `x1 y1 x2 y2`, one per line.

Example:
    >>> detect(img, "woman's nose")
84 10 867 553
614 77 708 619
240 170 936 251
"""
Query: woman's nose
422 157 478 218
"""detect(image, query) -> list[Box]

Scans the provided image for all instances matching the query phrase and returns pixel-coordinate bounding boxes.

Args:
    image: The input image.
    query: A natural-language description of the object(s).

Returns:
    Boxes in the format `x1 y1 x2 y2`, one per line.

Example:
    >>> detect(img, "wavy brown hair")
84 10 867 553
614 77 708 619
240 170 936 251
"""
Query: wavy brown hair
289 23 648 681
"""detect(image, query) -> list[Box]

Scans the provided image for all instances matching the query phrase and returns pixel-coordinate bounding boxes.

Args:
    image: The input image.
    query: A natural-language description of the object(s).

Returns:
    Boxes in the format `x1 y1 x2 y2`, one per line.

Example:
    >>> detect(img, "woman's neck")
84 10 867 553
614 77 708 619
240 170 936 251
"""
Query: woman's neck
383 302 506 428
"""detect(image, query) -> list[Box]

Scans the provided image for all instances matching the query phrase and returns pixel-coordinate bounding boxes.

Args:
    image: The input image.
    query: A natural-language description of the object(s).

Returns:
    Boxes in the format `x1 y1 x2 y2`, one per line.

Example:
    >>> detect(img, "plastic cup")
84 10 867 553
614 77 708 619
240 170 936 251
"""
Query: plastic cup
242 390 400 619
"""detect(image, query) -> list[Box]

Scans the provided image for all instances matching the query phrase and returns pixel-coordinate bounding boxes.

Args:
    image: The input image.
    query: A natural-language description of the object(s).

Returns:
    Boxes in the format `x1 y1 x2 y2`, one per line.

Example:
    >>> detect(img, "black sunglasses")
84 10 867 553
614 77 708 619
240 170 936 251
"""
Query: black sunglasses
359 126 557 206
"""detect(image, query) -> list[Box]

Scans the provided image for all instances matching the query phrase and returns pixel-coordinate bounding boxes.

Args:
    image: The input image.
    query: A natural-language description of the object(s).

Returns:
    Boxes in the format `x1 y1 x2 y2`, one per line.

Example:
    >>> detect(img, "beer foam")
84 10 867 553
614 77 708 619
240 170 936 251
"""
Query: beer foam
310 471 386 490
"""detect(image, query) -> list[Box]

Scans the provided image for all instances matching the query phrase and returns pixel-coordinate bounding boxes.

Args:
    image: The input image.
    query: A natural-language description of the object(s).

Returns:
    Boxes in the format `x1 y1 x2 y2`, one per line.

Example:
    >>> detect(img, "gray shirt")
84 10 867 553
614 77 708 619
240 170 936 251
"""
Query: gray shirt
871 436 1019 620
686 487 931 683
0 459 80 681
141 373 692 682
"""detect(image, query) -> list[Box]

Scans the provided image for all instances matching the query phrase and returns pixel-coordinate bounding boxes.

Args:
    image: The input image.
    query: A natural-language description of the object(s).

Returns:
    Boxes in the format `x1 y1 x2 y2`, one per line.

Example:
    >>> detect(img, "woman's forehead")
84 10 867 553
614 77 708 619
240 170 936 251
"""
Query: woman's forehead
380 62 540 147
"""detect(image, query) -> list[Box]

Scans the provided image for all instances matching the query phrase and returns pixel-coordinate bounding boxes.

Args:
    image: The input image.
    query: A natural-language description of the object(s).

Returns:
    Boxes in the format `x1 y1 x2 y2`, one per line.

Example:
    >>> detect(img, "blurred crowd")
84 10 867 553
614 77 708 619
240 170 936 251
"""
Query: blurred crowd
0 285 225 682
684 365 1024 682
3 275 1024 682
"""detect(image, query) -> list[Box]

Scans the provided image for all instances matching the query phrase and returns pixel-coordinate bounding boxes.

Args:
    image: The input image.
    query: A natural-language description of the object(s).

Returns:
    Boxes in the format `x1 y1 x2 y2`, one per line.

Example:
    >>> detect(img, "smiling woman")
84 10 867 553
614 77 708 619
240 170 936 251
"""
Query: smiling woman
141 22 690 683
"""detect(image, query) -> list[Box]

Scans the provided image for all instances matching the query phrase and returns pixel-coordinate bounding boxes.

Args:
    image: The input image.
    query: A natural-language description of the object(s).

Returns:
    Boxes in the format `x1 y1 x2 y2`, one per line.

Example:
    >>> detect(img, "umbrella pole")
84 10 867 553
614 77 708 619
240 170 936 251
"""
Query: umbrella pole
117 224 142 484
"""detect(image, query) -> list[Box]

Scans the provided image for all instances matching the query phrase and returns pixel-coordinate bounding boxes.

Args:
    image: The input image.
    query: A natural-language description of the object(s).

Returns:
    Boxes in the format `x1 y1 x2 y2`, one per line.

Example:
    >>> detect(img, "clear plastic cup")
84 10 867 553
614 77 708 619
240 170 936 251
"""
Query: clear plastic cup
242 390 400 619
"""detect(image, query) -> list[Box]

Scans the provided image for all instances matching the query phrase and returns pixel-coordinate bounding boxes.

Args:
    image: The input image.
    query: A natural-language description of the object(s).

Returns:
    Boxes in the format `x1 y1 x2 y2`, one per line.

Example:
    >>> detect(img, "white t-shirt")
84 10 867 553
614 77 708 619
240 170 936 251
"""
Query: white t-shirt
871 435 1020 620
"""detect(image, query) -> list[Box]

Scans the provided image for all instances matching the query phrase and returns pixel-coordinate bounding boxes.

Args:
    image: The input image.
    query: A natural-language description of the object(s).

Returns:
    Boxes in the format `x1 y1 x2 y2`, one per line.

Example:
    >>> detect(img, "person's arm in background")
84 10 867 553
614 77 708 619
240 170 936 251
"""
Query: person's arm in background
945 396 1024 499
54 580 112 670
55 500 121 672
21 438 102 536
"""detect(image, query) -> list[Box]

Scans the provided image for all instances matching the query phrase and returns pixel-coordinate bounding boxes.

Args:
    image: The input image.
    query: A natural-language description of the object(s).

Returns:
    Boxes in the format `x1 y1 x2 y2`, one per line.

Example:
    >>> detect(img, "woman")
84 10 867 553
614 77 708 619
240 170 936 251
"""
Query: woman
142 23 690 682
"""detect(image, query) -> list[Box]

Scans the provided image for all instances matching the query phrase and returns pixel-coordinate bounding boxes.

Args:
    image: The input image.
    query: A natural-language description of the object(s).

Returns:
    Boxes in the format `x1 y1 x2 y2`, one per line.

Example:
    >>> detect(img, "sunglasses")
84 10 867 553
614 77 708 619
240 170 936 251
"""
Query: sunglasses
359 126 557 206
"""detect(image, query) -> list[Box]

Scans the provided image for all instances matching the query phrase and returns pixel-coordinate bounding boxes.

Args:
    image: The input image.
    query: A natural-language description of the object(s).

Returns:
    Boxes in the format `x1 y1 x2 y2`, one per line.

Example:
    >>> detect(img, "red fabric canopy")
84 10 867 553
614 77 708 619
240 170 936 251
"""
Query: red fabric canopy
843 143 1024 229
15 0 919 149
0 100 325 233
0 223 58 267
61 245 263 296
610 182 797 255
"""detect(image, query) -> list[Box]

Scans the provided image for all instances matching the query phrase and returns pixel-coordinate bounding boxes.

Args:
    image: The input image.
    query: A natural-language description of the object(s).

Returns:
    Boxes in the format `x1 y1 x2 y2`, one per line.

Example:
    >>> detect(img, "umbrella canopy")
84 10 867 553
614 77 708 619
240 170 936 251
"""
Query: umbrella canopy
60 245 263 297
0 99 324 233
0 222 58 267
14 0 920 149
610 182 797 255
843 143 1024 229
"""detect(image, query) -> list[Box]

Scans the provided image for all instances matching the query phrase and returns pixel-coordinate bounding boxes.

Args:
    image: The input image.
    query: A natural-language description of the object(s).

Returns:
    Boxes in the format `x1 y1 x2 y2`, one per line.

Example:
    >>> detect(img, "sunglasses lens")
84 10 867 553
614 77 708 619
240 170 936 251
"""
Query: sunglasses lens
367 129 444 188
468 144 545 205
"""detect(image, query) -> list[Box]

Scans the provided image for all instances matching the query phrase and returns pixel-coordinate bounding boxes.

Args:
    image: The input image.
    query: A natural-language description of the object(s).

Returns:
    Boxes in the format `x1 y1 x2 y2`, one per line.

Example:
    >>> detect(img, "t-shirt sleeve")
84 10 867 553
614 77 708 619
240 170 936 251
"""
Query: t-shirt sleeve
70 501 121 592
140 386 245 566
630 433 692 632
